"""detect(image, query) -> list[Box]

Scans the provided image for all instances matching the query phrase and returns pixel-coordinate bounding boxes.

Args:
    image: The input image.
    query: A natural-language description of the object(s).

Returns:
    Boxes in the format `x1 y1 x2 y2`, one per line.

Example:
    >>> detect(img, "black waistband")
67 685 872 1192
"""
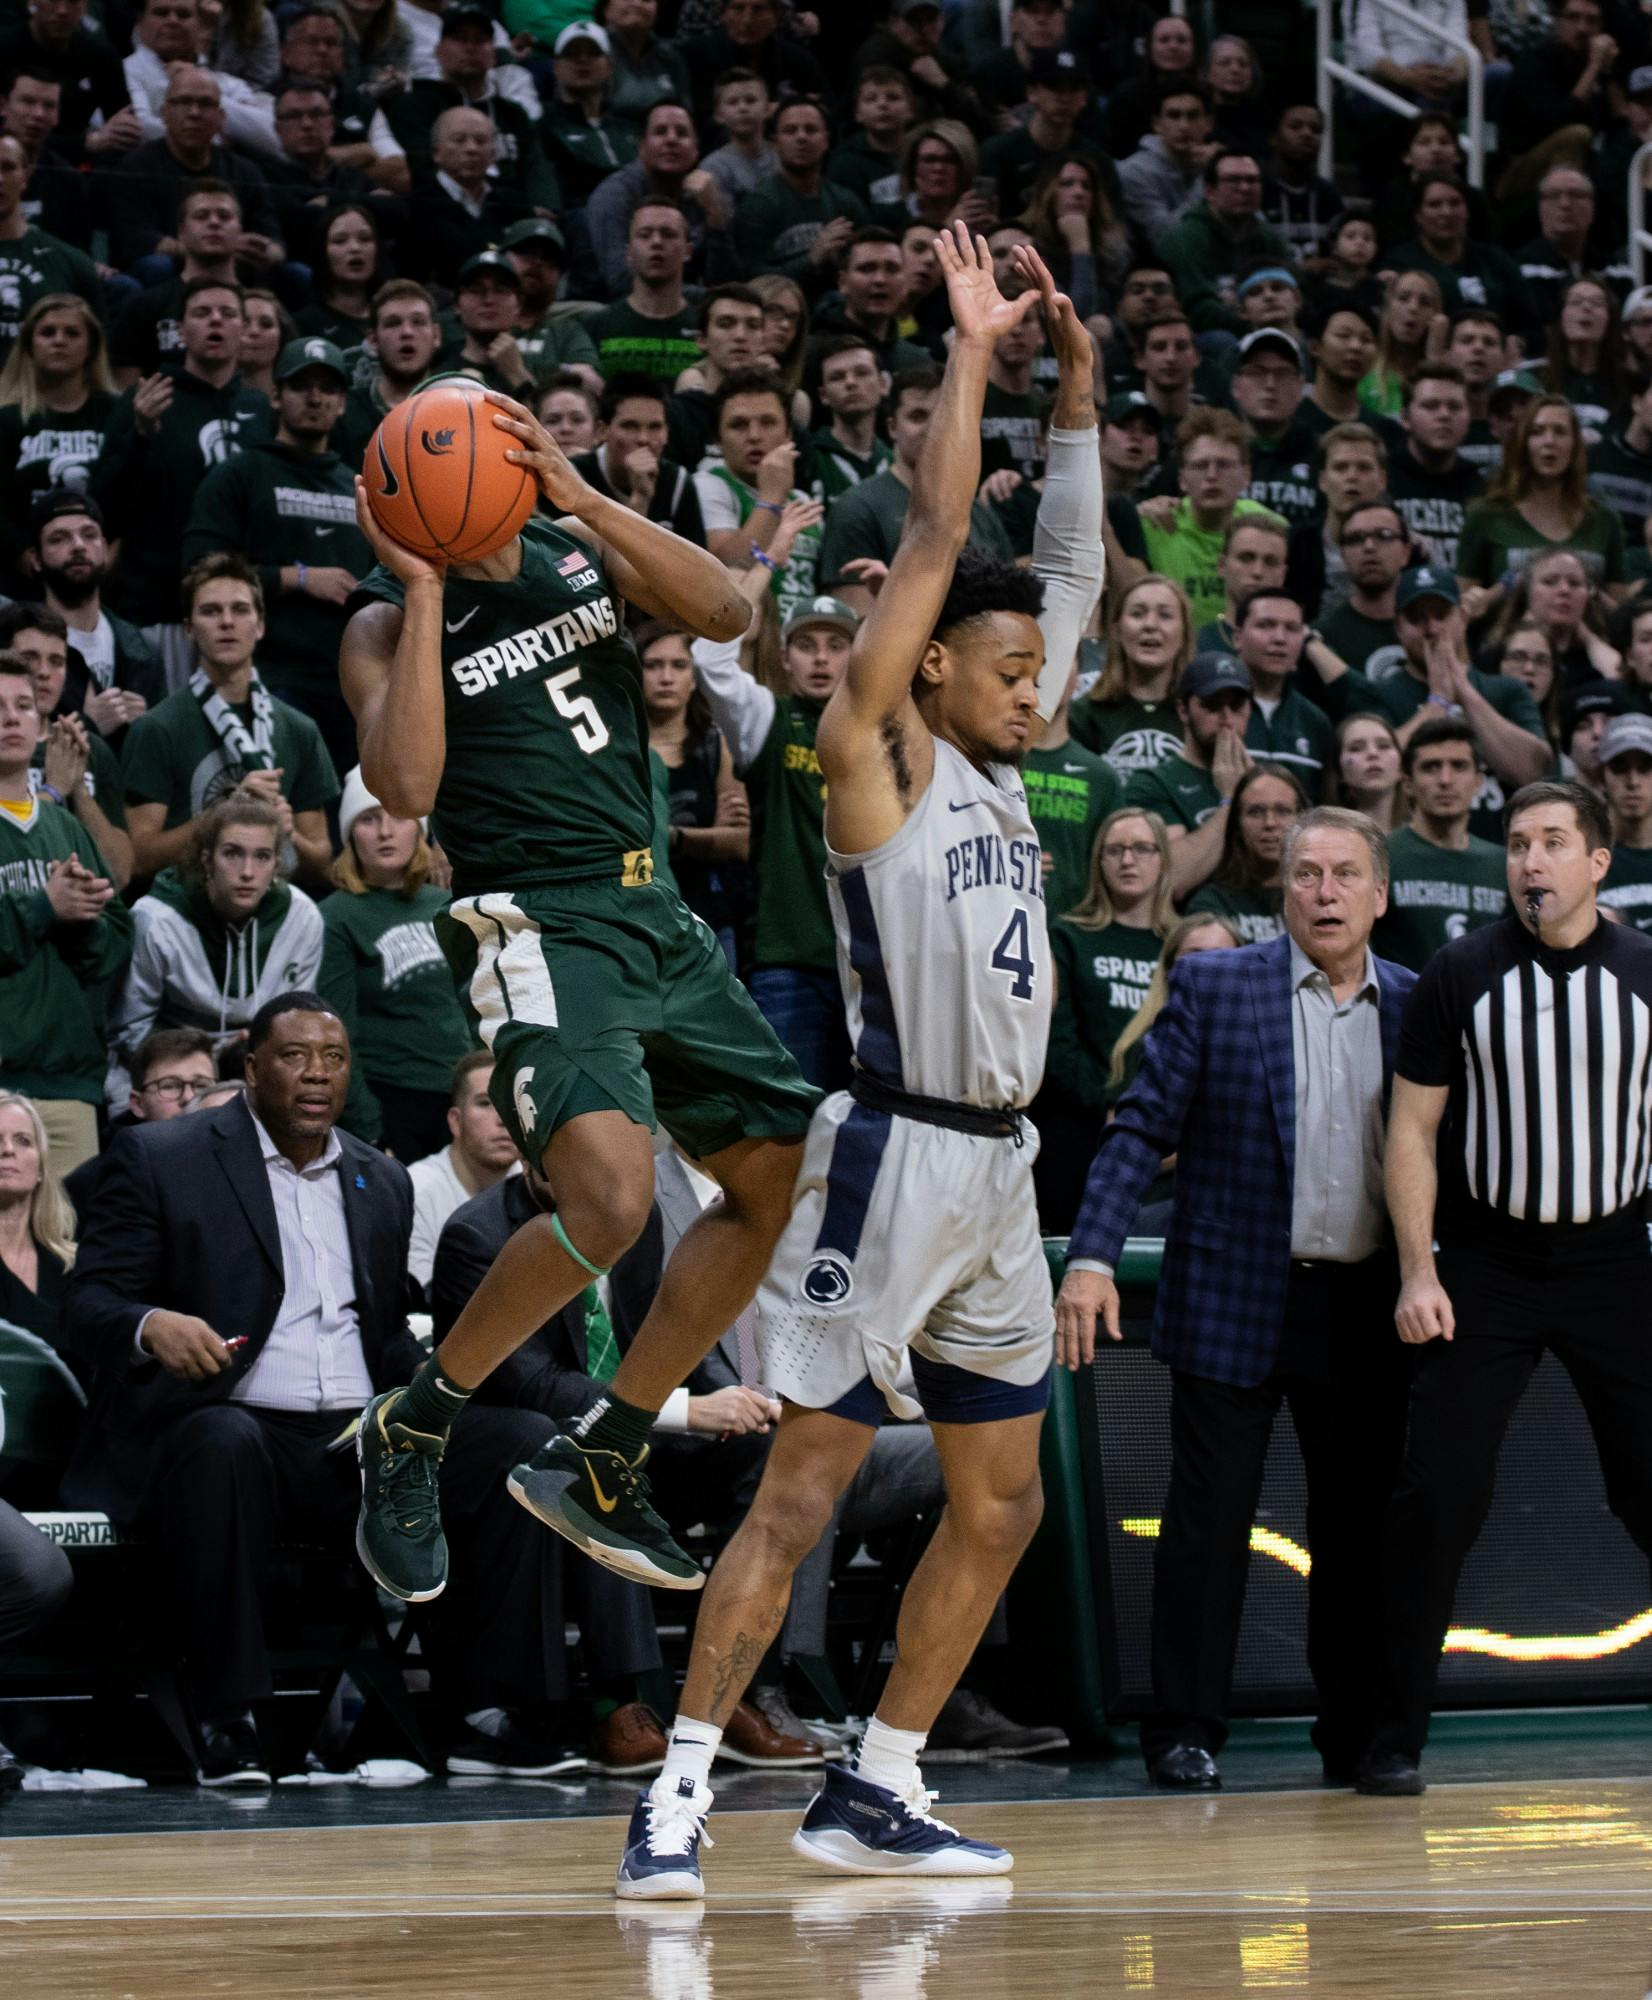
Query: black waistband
850 1067 1024 1140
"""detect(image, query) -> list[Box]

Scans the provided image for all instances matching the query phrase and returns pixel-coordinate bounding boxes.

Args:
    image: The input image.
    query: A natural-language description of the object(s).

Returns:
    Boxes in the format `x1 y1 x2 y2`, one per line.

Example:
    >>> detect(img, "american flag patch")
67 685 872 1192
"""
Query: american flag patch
558 550 590 577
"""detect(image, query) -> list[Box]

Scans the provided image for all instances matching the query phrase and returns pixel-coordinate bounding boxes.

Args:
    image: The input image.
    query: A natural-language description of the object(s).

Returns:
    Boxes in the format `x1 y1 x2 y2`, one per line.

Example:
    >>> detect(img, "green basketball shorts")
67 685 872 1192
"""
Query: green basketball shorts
439 877 823 1166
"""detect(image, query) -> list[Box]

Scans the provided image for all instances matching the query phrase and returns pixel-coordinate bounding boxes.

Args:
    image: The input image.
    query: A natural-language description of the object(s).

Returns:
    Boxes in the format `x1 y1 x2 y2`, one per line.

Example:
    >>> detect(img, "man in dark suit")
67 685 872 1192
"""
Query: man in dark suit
64 992 581 1786
1057 807 1417 1790
433 1161 826 1771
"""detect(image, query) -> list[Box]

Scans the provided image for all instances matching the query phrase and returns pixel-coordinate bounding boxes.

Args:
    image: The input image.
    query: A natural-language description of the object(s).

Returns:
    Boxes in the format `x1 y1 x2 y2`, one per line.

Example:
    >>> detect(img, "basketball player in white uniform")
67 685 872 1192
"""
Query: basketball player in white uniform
615 225 1104 1898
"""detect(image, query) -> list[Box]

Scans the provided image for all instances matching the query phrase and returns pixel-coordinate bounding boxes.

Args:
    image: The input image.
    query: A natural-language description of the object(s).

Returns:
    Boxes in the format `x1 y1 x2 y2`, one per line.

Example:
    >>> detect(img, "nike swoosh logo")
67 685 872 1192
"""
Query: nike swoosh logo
585 1464 619 1513
1061 762 1085 773
446 607 479 634
374 429 399 498
948 799 985 813
316 527 335 538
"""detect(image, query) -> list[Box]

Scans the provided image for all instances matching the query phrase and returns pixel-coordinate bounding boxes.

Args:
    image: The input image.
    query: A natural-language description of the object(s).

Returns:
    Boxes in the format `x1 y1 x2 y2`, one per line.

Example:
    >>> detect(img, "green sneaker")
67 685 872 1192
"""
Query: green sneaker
352 1390 449 1602
507 1435 703 1591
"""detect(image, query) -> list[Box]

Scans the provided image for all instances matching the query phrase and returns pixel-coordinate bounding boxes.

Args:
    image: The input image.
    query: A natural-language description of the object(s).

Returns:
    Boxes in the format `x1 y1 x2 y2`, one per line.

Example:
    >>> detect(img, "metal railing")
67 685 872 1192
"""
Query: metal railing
1630 139 1652 285
1317 0 1485 189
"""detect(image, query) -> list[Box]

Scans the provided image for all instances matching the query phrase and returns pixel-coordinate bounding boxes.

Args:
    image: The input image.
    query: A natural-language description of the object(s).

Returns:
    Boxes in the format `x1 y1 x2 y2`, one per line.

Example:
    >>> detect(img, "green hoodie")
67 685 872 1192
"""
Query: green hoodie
181 440 371 700
1157 204 1292 333
0 795 133 1104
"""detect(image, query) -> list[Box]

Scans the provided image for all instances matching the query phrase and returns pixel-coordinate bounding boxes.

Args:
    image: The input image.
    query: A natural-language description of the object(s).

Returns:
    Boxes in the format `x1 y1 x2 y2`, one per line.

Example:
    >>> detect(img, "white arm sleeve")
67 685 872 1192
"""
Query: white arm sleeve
1031 423 1105 722
691 635 778 773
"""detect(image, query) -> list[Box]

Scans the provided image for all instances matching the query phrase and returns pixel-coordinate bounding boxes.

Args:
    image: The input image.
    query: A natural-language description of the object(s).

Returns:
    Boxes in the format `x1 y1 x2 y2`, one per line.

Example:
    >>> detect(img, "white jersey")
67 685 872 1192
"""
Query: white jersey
826 736 1051 1109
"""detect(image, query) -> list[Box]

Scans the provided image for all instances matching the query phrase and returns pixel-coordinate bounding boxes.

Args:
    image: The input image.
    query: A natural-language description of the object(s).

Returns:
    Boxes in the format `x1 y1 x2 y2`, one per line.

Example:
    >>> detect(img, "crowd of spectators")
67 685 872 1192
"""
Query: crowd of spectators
5 0 1652 1784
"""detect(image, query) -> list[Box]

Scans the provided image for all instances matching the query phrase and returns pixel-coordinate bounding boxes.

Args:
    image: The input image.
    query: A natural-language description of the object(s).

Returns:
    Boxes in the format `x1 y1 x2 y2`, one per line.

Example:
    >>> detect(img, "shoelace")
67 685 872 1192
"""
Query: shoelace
379 1417 442 1534
895 1779 961 1840
644 1791 714 1859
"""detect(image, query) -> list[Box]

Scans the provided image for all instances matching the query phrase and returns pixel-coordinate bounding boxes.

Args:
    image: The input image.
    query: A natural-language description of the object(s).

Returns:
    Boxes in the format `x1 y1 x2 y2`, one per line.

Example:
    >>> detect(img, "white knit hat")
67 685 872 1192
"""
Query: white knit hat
338 766 426 849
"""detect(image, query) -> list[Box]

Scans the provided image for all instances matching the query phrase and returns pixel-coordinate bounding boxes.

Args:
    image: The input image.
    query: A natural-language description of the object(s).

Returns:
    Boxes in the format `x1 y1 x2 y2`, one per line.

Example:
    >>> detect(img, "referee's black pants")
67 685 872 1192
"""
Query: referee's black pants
1144 1254 1410 1769
1370 1212 1652 1764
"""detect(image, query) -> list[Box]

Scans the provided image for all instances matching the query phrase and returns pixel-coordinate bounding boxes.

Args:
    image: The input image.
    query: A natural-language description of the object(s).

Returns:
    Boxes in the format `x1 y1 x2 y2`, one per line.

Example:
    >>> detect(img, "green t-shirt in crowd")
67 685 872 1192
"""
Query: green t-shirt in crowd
1141 497 1274 628
1022 739 1121 918
319 883 474 1142
1069 691 1183 780
1456 498 1627 589
1371 665 1547 844
1124 750 1222 831
1184 878 1285 943
1318 598 1403 678
1600 841 1652 935
816 467 1013 586
739 693 834 973
585 299 702 385
119 679 340 830
1047 916 1163 1113
0 225 102 357
1385 450 1486 573
1372 824 1509 971
731 177 870 282
29 731 127 834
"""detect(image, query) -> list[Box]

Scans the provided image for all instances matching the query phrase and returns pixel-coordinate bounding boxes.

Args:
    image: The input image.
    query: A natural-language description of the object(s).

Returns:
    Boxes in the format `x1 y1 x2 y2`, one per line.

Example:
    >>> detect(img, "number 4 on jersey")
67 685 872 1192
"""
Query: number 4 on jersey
545 666 610 754
990 907 1037 1001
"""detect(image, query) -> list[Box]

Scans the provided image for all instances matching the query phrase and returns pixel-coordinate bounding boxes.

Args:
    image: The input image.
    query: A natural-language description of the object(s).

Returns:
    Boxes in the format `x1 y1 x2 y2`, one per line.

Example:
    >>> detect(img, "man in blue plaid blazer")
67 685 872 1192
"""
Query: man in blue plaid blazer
1056 807 1417 1790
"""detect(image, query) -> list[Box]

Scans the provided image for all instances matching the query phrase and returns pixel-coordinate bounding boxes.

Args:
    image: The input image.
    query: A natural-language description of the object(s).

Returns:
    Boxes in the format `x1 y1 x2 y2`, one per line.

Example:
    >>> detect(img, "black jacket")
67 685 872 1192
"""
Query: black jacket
104 138 282 268
431 1179 737 1419
62 1095 424 1518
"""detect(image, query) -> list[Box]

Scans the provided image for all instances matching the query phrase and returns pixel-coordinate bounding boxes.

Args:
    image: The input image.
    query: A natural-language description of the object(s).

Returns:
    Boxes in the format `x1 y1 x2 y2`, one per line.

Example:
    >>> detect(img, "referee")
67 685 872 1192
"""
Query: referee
1357 780 1652 1796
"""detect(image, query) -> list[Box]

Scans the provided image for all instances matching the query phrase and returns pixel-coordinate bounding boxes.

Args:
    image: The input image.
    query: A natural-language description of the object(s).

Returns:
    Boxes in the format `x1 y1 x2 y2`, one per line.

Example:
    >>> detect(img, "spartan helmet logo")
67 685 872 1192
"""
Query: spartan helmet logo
306 339 328 362
800 1252 854 1307
513 1066 536 1141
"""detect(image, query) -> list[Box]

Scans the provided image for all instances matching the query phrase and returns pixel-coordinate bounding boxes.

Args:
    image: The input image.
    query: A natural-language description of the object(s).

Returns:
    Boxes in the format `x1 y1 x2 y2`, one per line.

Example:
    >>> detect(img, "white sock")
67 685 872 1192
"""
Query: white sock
855 1716 926 1795
656 1715 721 1794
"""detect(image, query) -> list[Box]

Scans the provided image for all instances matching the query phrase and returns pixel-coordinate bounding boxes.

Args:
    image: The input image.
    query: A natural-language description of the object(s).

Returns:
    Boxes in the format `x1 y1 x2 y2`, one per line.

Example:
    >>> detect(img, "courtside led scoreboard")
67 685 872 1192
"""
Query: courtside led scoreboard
1077 1329 1652 1716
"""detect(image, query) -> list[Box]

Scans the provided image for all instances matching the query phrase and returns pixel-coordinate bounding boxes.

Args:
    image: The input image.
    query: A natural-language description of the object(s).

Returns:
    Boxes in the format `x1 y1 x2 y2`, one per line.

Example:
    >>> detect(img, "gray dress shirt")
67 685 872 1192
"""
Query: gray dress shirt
232 1114 375 1410
1288 937 1388 1261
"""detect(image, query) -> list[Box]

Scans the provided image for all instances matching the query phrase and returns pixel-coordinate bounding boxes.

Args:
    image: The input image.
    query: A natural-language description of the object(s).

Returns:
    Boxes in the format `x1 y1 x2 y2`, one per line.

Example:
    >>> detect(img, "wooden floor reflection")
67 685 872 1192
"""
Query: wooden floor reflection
2 1778 1649 1996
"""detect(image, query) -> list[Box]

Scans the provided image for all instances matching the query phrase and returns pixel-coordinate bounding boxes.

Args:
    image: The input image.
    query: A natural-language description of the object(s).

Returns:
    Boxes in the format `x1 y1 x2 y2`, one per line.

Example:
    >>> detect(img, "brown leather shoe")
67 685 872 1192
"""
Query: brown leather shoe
716 1694 824 1769
589 1702 668 1777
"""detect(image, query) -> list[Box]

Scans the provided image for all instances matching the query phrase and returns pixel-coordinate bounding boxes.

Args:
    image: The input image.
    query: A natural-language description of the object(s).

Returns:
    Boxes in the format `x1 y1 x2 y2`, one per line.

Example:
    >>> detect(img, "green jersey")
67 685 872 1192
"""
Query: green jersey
1047 916 1162 1112
1069 691 1183 780
1022 741 1120 918
742 694 833 973
0 795 133 1104
352 517 654 895
697 465 822 629
980 381 1048 482
1600 841 1652 935
1372 825 1508 971
1124 751 1222 831
1185 879 1285 944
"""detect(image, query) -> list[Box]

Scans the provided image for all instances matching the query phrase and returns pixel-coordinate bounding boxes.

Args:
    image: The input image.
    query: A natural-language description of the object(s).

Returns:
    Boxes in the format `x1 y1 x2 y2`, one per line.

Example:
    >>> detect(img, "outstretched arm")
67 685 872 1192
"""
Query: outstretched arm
487 392 750 642
817 224 1038 849
1026 251 1103 723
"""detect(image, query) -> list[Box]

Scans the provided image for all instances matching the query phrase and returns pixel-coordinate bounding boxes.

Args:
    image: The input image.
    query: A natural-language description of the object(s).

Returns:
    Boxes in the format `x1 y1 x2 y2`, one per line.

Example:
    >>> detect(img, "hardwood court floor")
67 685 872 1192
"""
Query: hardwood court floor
2 1775 1650 1997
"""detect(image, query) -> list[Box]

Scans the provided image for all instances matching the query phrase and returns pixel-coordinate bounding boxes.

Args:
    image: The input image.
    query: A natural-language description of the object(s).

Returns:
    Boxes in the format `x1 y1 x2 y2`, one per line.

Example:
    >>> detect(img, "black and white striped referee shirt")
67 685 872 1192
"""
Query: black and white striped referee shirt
1396 914 1652 1227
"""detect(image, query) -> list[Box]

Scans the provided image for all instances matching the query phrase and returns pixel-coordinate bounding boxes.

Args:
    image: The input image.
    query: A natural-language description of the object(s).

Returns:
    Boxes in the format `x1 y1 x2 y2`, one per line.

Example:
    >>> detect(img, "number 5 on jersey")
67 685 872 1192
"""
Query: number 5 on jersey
546 666 610 754
990 907 1037 1001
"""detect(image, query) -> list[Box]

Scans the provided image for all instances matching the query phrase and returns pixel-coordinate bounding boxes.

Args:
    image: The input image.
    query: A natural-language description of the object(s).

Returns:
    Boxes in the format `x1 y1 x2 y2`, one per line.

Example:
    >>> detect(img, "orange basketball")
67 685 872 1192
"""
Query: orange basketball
363 376 537 565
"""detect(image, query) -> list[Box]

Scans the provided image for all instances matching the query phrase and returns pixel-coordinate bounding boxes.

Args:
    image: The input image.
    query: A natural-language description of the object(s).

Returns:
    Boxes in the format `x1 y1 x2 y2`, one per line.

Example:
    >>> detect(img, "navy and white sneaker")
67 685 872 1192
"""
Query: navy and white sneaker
790 1762 1013 1876
614 1774 714 1900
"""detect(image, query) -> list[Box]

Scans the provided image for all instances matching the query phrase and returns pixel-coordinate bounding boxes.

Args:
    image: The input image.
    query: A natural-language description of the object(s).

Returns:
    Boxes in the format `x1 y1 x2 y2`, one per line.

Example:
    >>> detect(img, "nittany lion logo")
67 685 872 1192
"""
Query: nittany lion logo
800 1252 854 1307
421 428 456 455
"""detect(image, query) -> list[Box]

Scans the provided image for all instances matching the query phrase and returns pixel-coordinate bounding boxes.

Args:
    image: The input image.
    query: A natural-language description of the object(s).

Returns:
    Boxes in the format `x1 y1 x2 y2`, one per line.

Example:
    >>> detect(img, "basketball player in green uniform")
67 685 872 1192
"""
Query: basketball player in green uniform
339 387 820 1602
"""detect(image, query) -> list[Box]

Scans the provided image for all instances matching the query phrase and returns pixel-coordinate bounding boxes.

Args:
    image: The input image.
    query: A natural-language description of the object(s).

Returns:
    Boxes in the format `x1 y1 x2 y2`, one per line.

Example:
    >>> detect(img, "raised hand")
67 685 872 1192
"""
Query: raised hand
354 474 446 588
934 217 1039 347
1013 242 1090 378
488 389 588 515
